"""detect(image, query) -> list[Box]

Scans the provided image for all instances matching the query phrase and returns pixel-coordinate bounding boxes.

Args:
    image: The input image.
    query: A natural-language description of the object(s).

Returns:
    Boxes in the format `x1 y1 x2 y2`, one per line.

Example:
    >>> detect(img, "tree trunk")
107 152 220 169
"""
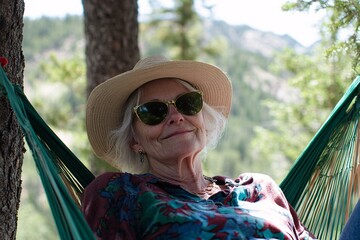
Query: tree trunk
0 0 25 239
82 0 140 173
83 0 140 96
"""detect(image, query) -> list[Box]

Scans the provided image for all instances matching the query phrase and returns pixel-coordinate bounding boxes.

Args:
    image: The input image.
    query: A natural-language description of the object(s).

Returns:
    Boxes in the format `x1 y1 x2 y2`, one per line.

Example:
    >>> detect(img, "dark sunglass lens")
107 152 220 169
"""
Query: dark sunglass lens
176 92 203 115
136 102 168 125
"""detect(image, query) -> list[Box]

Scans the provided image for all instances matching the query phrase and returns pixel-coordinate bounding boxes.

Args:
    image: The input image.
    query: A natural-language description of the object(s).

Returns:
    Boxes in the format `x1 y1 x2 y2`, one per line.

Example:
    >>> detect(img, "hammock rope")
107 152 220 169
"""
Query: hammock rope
1 60 359 239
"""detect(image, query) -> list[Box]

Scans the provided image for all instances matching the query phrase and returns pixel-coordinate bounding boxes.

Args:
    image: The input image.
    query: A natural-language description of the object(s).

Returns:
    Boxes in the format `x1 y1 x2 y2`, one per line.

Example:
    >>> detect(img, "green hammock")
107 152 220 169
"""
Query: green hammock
0 66 95 240
0 63 359 239
280 75 360 238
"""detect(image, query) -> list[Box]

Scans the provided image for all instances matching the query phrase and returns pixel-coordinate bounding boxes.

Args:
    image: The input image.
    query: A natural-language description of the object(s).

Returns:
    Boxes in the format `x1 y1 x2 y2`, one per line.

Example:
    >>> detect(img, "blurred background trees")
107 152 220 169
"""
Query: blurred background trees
252 0 359 180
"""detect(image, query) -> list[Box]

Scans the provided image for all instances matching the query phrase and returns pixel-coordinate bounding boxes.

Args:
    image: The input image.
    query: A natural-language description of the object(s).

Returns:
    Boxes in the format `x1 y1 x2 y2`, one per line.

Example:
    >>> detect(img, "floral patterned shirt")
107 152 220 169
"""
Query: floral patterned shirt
82 172 315 239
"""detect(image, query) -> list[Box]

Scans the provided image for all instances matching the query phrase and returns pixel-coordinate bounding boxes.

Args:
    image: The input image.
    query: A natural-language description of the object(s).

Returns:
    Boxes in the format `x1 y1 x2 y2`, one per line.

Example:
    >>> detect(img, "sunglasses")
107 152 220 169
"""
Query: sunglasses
133 91 203 125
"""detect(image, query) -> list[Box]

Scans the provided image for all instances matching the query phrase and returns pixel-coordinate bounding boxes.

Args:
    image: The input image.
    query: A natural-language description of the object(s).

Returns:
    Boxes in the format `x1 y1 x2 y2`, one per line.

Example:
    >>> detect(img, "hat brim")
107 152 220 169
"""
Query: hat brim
86 60 232 161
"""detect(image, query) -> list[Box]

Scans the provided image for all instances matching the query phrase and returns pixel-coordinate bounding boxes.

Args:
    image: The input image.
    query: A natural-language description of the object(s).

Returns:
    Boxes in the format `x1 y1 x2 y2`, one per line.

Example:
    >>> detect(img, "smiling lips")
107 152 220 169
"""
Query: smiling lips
161 129 195 140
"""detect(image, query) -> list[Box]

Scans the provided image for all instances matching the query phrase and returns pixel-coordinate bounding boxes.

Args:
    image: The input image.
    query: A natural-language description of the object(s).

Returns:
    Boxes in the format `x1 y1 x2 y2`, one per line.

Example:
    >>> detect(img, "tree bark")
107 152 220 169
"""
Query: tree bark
82 0 140 96
0 0 25 239
82 0 140 173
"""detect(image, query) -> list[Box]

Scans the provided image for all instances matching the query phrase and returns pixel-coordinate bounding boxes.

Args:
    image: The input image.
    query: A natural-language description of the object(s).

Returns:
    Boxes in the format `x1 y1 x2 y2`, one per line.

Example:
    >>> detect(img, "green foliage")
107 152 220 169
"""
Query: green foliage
283 0 360 71
17 150 59 240
25 54 91 158
31 55 85 126
23 16 84 61
250 0 359 181
251 43 355 182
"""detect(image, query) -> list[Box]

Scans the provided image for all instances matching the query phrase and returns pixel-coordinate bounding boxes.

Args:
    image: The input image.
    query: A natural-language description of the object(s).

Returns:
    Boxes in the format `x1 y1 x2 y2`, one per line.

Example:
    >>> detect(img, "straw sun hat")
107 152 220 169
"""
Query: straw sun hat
86 56 232 162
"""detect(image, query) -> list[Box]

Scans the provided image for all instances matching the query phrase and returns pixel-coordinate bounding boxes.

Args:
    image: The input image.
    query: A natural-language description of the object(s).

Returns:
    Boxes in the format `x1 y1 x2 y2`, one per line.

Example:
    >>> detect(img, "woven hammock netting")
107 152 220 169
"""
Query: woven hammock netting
280 76 360 239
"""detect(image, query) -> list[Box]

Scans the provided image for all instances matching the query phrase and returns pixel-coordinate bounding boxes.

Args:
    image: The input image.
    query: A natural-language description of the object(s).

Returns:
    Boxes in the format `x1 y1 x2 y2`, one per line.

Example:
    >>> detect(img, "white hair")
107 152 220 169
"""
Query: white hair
106 79 227 173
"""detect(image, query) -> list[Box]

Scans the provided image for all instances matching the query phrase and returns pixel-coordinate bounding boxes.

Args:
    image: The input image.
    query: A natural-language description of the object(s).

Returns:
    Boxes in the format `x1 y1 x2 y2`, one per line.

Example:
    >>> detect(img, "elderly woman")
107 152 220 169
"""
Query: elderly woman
82 56 315 239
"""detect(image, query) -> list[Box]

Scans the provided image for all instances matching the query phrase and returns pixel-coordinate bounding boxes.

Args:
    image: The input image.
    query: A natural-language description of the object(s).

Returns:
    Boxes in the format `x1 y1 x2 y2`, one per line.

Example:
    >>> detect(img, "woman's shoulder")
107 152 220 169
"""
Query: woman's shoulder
82 172 155 209
85 172 123 191
85 172 156 193
92 171 123 182
82 172 149 238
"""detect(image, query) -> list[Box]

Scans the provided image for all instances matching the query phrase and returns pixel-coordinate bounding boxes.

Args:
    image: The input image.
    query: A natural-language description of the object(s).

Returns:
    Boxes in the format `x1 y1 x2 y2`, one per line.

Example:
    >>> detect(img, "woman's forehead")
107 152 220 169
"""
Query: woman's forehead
139 79 188 100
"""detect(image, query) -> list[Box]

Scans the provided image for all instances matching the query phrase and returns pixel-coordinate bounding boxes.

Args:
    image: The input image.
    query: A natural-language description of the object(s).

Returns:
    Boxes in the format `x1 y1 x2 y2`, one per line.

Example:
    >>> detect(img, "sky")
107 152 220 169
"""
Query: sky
24 0 324 47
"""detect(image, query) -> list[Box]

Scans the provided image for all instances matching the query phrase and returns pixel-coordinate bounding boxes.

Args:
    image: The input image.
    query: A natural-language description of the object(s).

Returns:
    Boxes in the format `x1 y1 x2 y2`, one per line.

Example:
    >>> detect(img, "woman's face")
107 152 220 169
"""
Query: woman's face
131 79 207 163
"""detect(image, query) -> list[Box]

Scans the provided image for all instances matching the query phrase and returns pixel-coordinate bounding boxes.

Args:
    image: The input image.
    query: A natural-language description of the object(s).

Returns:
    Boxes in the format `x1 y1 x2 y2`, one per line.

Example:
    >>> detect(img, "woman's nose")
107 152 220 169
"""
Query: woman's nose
167 105 184 124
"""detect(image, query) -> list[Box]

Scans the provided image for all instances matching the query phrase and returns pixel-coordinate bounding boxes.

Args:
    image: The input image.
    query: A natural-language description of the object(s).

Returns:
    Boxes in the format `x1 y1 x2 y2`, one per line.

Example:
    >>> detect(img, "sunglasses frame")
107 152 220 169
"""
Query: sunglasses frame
133 91 203 125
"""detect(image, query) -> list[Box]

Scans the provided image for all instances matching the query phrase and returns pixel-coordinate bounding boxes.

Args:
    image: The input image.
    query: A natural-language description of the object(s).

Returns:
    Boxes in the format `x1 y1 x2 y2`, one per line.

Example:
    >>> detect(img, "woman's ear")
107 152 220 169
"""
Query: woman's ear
130 138 143 153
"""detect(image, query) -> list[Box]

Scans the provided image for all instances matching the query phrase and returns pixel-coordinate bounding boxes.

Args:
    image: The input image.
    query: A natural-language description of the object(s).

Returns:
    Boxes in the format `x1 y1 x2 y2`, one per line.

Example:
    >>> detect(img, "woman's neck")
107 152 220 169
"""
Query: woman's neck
148 155 212 197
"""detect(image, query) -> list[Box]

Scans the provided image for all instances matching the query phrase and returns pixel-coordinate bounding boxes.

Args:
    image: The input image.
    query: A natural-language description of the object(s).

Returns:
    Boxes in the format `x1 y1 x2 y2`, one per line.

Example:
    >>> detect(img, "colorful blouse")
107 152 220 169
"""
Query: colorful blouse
82 172 315 239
